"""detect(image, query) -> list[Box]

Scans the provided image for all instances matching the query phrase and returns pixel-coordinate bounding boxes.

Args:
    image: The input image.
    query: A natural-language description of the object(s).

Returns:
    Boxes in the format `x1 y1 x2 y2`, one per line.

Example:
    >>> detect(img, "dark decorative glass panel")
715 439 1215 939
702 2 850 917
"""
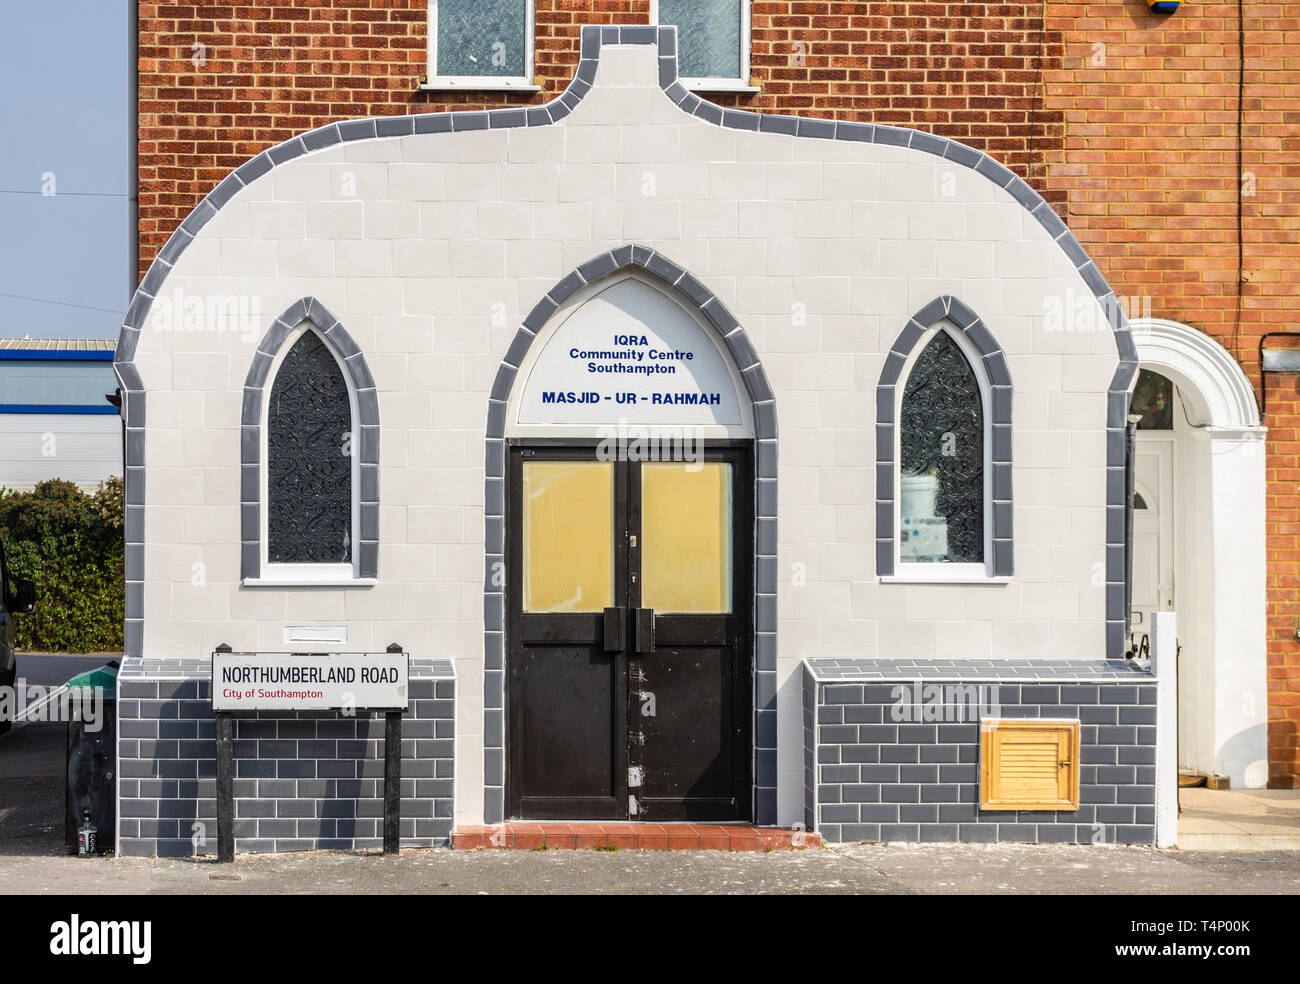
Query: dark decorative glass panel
267 332 353 564
1130 369 1174 430
899 331 985 564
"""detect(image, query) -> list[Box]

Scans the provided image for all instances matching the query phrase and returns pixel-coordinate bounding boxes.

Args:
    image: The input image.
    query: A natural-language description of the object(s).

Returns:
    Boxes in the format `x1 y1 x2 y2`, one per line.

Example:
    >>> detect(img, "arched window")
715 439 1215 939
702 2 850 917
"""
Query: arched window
264 328 356 571
240 299 379 584
898 328 987 567
878 297 1012 580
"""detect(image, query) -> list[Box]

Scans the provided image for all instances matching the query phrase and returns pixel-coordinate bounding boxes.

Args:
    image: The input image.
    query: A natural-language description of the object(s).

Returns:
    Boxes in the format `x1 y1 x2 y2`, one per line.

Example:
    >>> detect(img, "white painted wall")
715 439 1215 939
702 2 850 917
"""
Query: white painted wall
0 413 121 489
1202 428 1269 787
1152 610 1177 848
131 42 1121 827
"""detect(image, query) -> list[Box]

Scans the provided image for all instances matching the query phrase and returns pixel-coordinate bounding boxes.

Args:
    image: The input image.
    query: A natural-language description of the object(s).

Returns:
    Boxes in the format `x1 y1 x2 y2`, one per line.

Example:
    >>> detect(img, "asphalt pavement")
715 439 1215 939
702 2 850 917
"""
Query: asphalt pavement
0 841 1296 895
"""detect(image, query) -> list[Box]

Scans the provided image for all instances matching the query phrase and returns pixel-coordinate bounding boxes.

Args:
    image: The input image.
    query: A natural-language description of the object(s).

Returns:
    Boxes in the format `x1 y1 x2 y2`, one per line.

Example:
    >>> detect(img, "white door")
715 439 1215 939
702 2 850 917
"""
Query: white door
1133 433 1195 770
1131 436 1174 631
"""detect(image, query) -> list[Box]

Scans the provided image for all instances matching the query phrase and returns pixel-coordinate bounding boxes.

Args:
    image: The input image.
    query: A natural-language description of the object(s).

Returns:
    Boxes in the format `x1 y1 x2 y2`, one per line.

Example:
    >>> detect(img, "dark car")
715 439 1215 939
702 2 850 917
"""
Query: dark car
0 538 36 734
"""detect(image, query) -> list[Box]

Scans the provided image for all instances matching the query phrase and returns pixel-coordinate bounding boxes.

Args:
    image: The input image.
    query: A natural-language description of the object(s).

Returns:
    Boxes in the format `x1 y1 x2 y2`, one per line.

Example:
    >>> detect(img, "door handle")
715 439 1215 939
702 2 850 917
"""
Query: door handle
633 608 655 655
603 607 626 652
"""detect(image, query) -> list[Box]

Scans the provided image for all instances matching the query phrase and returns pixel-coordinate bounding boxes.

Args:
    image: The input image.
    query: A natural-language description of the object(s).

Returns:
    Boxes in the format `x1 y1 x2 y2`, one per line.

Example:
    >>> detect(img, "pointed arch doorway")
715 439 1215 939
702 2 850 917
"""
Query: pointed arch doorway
499 265 765 822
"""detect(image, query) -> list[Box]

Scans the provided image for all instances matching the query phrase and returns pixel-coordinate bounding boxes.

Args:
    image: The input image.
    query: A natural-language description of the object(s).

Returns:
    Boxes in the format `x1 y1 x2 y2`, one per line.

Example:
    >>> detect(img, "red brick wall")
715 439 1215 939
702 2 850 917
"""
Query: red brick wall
1263 373 1300 786
137 1 1070 272
138 1 640 267
136 2 1299 784
1042 2 1300 786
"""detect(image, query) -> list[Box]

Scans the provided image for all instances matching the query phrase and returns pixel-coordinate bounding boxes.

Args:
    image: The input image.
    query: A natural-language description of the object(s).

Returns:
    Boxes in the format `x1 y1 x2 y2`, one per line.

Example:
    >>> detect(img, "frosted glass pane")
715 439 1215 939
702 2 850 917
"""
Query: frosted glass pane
523 461 614 613
641 462 732 614
436 0 527 78
658 0 743 80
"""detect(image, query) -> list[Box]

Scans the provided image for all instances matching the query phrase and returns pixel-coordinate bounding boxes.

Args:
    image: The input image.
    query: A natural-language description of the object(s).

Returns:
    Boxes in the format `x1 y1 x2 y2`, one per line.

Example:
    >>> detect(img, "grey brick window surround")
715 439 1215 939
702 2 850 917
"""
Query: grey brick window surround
803 658 1157 845
876 297 1014 579
482 246 779 825
112 21 1141 832
117 657 455 857
239 298 380 581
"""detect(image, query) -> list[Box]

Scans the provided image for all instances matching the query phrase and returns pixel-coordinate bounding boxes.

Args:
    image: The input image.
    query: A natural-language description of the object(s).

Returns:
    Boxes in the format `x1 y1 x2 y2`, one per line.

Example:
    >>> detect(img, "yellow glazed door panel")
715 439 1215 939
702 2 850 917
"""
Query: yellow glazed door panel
640 462 733 614
521 460 615 613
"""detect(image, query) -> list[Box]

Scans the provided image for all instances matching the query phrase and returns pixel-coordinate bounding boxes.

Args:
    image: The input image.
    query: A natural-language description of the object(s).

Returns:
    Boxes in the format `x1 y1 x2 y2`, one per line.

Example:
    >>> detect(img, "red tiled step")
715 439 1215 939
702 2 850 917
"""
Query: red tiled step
452 822 819 851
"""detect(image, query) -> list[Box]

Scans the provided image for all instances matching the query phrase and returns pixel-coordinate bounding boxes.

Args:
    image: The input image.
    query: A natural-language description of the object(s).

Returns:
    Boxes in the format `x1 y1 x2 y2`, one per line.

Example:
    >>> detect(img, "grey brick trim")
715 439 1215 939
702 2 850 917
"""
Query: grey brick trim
803 657 1156 845
113 361 148 656
240 298 380 580
876 296 1014 579
117 658 455 856
803 656 1156 683
482 245 778 824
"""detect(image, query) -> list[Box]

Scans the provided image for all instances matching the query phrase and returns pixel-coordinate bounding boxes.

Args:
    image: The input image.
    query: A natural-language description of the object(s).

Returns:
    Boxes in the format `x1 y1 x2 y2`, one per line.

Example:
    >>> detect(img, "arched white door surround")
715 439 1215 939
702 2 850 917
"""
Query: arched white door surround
1129 318 1267 788
1130 318 1260 428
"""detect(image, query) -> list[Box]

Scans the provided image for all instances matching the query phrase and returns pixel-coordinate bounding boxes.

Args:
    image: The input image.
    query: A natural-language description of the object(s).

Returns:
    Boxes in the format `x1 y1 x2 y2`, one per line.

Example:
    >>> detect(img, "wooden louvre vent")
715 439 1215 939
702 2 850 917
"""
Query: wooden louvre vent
980 719 1081 811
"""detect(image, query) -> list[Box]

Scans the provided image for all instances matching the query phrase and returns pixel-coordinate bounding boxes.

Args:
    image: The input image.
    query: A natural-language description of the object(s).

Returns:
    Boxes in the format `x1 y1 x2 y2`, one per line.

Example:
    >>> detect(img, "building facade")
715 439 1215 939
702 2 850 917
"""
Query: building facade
0 340 121 490
116 3 1292 855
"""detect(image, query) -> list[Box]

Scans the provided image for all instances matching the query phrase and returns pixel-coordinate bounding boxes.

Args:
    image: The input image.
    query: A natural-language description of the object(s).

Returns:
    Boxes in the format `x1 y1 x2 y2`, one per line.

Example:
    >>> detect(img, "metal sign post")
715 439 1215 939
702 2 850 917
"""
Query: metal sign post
216 709 234 863
383 710 402 855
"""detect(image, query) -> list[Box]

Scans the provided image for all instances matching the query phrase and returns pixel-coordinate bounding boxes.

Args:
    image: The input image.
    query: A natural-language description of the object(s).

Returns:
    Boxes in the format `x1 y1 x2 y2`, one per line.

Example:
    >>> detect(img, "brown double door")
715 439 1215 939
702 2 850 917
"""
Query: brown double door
505 444 752 822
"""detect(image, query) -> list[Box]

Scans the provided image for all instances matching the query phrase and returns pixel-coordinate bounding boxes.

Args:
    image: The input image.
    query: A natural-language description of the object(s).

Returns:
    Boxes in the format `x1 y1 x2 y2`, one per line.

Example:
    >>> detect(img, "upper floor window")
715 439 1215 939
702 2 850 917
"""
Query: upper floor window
265 328 356 575
898 327 988 570
425 0 536 91
653 0 753 92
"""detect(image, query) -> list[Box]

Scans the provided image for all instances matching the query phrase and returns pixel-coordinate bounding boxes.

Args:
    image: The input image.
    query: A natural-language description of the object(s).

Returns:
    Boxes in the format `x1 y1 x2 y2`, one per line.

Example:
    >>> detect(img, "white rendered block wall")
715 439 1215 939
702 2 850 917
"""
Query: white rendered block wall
129 42 1120 828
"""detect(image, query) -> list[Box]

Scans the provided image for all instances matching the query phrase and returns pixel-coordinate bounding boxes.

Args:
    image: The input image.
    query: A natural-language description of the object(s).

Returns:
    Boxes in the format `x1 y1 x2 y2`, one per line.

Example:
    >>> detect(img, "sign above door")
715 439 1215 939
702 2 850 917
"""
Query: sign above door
510 275 752 437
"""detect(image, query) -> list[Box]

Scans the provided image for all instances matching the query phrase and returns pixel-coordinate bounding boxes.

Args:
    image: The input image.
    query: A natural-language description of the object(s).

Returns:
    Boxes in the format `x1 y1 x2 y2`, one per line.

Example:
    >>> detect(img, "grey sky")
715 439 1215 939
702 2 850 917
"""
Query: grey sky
0 0 133 341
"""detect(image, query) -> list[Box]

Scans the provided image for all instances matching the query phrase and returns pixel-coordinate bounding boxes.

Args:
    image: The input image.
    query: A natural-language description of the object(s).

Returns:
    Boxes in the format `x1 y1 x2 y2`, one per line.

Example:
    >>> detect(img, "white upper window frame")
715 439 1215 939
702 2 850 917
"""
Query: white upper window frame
423 0 539 92
887 322 1000 584
651 0 757 93
255 323 363 587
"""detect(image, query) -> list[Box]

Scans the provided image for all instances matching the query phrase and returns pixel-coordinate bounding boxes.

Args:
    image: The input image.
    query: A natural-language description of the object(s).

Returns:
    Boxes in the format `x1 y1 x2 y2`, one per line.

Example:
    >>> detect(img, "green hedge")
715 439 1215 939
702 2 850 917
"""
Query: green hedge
0 478 124 653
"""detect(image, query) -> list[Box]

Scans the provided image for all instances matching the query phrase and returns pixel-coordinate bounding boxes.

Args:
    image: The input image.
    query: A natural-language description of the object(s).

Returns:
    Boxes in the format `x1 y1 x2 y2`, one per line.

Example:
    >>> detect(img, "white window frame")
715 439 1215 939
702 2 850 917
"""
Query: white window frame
423 0 539 92
885 321 1002 584
255 323 363 587
651 0 757 93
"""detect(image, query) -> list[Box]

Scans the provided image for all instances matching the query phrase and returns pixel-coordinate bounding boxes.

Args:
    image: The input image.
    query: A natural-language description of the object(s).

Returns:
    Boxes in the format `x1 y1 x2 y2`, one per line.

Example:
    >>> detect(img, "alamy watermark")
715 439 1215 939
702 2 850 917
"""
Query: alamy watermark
890 680 1000 722
1044 288 1151 333
146 287 262 340
0 682 107 732
596 419 704 469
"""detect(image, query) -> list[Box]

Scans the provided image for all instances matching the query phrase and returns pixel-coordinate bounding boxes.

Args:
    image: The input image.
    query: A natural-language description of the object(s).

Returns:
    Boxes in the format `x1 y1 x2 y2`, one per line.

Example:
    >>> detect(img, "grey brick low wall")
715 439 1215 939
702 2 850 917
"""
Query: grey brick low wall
804 658 1157 846
116 656 455 857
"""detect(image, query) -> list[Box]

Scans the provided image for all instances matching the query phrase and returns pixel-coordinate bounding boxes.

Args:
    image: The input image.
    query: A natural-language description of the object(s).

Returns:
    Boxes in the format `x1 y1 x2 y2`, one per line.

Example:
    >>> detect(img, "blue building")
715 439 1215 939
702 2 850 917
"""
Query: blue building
0 339 119 489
